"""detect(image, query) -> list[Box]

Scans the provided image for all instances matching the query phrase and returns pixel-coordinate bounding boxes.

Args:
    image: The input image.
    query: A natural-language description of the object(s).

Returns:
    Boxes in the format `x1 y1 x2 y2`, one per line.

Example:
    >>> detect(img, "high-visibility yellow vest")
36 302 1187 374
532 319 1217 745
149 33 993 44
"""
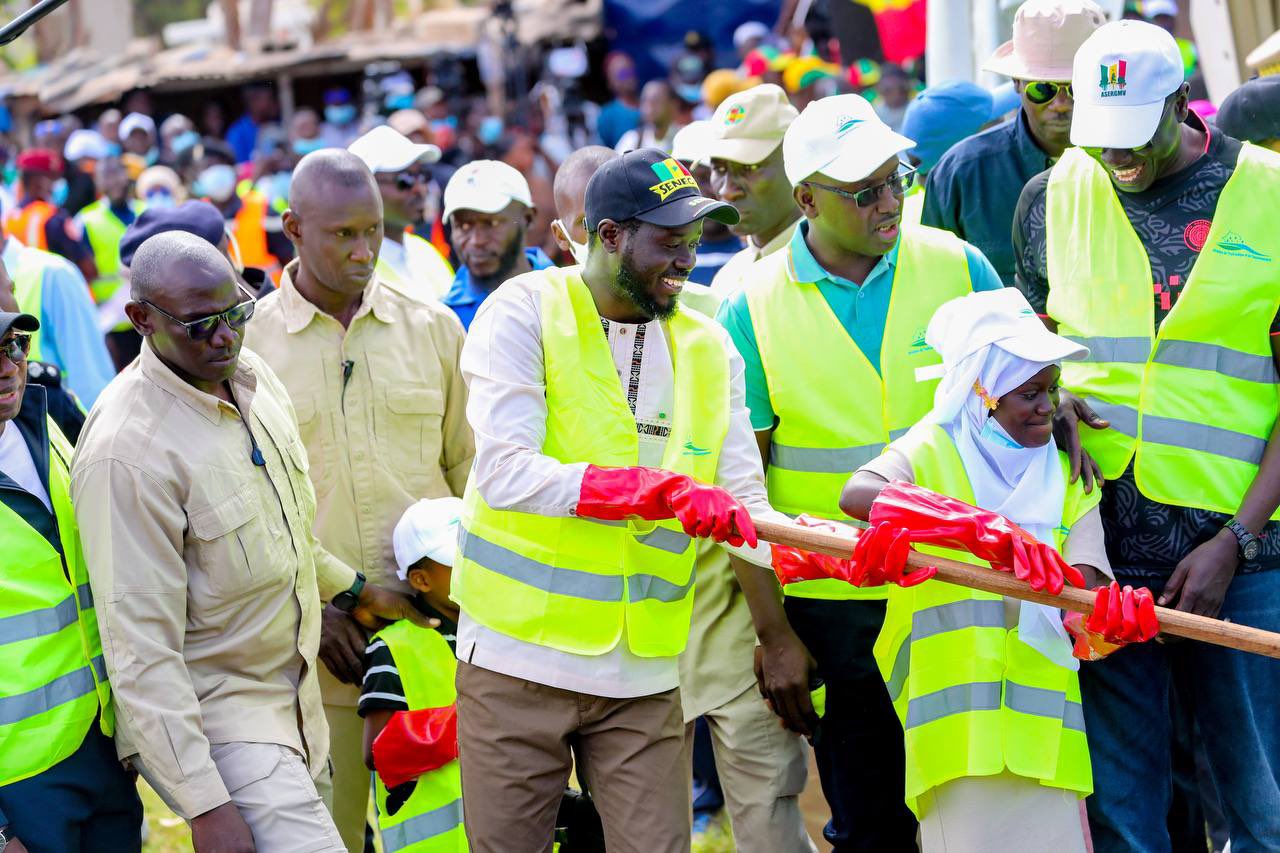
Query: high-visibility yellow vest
371 620 465 852
744 224 973 599
1046 144 1280 517
452 266 729 657
11 248 49 364
77 197 140 332
873 424 1096 816
377 232 456 301
0 418 113 786
902 184 925 226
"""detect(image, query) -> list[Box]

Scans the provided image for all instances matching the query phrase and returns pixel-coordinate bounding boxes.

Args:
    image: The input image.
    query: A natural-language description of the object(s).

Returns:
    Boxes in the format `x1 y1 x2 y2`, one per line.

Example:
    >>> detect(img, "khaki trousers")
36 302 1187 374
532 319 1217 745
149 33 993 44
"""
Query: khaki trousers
684 684 818 852
918 771 1087 853
455 661 691 853
322 702 369 853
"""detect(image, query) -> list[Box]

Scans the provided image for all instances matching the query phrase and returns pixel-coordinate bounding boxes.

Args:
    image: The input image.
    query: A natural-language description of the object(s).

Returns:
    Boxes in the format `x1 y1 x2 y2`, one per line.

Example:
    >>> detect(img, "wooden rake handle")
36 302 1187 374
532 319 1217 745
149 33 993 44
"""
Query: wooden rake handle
752 516 1280 660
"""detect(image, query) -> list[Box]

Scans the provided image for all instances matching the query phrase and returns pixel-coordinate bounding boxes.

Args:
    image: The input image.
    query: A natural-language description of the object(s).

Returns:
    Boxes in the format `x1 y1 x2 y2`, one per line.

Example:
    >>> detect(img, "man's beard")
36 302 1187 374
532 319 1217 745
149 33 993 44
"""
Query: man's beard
470 228 528 291
612 246 678 321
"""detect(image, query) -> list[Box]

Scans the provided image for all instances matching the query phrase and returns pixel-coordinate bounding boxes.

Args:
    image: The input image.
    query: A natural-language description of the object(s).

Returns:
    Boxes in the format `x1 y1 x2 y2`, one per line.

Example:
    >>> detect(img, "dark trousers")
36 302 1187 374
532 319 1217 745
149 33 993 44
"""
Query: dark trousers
0 724 142 853
785 596 918 853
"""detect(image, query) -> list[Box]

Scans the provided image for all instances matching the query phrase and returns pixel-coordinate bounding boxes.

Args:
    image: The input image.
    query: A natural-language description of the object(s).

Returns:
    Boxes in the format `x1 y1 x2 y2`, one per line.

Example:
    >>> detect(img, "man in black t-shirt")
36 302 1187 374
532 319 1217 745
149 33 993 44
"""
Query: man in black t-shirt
1014 21 1280 853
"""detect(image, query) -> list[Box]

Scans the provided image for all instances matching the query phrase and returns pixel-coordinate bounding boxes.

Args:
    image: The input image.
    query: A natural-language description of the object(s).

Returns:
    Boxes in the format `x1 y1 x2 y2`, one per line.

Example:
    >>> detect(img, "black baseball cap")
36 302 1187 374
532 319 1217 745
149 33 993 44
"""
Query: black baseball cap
585 147 739 232
0 311 38 341
1216 76 1280 145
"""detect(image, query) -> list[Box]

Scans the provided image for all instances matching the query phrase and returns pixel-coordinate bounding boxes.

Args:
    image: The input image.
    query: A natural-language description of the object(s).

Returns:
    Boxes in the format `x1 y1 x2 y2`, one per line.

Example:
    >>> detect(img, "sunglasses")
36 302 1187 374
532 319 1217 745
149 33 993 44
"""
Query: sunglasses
379 171 430 191
0 333 31 364
1024 81 1073 105
143 297 256 341
804 168 917 208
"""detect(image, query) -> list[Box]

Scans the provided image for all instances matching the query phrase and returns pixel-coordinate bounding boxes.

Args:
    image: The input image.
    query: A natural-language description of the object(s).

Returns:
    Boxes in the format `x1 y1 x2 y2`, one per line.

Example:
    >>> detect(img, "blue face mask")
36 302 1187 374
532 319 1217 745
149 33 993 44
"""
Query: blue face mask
384 93 415 111
105 142 122 158
292 137 326 156
980 416 1025 449
478 116 504 146
145 189 175 210
51 178 68 207
325 104 356 126
171 130 200 155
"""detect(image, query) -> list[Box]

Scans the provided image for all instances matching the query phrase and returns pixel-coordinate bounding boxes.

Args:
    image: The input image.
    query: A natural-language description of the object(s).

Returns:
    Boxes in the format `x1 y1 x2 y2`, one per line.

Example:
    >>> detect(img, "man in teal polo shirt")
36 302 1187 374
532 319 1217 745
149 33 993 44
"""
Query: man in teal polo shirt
717 93 1002 852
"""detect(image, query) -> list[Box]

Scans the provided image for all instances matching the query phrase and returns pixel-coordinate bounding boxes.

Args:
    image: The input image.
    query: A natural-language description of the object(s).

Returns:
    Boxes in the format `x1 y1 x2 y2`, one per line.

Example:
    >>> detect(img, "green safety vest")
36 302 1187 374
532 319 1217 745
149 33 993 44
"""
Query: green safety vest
452 266 728 657
77 198 140 332
11 249 46 363
377 232 456 301
902 184 925 226
873 424 1096 816
372 620 466 852
744 224 973 599
1046 144 1280 518
0 418 113 786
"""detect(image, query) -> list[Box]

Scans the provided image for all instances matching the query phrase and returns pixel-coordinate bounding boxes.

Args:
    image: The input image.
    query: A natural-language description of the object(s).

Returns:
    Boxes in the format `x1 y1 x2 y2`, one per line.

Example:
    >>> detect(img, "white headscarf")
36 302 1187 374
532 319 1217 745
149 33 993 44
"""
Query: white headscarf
924 314 1079 670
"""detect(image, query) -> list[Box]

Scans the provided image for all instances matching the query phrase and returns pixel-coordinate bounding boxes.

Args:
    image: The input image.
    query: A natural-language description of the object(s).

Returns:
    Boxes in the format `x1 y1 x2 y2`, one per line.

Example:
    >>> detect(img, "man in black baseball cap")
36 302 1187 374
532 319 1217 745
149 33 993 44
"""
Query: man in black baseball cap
582 146 738 321
453 147 806 852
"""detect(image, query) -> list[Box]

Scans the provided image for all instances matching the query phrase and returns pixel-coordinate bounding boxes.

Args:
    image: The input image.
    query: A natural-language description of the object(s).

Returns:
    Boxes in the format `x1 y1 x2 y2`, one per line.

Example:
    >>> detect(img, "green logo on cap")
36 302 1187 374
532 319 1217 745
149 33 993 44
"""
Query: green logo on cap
648 158 697 201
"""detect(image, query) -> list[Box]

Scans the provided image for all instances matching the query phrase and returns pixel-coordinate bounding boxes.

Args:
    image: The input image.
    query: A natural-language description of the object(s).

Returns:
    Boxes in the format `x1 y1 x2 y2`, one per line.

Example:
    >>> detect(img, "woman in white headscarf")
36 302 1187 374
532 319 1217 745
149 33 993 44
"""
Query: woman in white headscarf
821 289 1159 851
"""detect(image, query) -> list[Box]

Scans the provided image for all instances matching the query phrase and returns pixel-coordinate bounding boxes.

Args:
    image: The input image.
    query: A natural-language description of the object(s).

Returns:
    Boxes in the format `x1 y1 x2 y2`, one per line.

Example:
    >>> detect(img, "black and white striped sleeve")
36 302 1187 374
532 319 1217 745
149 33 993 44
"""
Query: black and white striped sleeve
357 638 410 716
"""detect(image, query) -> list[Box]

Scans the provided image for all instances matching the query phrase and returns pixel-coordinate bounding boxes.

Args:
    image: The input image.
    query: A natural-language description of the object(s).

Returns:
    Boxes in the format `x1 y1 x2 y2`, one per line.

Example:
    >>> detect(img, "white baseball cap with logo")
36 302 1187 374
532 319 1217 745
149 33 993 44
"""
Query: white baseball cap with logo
1070 20 1185 149
671 120 716 166
348 124 441 173
703 84 798 166
442 159 534 221
782 94 915 187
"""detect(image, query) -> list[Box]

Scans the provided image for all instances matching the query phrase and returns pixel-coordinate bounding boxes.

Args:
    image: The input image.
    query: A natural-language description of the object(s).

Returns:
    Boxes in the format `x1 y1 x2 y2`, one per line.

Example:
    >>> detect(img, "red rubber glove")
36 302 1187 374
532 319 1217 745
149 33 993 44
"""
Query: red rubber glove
770 515 937 588
575 464 758 548
371 706 458 789
869 481 1086 595
1064 581 1160 660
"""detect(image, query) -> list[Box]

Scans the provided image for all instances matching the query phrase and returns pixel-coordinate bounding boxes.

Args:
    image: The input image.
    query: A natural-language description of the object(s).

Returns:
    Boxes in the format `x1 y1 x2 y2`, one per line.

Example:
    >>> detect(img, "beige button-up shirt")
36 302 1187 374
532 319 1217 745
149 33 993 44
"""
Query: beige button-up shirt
244 263 473 705
71 343 357 820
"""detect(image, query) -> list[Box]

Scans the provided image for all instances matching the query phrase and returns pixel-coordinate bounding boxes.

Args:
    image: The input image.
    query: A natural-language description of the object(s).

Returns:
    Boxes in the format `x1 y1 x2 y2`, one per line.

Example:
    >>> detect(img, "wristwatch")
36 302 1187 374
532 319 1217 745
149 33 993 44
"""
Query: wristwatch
0 823 11 852
1225 519 1261 562
332 571 366 612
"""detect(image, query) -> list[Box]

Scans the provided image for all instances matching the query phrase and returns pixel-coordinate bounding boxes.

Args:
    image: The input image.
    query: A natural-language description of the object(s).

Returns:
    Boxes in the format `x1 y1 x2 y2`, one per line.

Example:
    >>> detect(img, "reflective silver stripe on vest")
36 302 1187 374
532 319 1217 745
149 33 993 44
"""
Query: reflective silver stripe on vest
460 528 624 602
636 527 692 555
627 569 695 604
1083 398 1139 438
912 599 1005 642
885 641 910 703
0 594 77 646
1155 340 1280 385
381 798 462 851
0 663 96 726
77 583 93 609
771 429 910 475
1004 682 1086 733
906 681 1002 729
1143 416 1267 465
90 654 107 683
1065 335 1151 364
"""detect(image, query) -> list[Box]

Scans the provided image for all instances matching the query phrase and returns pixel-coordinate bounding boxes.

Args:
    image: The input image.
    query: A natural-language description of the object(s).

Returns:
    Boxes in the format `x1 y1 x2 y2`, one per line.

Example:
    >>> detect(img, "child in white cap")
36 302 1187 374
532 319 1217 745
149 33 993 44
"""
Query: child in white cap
359 497 465 850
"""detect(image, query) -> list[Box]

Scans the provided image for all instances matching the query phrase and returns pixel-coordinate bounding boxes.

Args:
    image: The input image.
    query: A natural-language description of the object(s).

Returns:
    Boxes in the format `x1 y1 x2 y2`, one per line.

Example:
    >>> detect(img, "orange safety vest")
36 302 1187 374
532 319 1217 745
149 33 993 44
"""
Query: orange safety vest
231 191 280 278
4 199 56 251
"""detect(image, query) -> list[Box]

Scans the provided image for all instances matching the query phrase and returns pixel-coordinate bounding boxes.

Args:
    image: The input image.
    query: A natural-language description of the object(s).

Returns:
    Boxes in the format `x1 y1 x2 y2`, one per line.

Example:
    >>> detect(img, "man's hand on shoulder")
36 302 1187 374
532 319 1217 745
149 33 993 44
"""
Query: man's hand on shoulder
351 584 439 633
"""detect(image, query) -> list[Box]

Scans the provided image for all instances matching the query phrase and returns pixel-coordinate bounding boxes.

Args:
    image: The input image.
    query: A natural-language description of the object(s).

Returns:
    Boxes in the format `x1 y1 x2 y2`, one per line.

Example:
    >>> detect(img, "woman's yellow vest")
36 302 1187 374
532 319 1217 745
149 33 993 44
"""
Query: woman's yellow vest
873 424 1097 816
1046 144 1280 518
0 418 113 785
372 620 465 852
744 223 973 599
451 267 729 657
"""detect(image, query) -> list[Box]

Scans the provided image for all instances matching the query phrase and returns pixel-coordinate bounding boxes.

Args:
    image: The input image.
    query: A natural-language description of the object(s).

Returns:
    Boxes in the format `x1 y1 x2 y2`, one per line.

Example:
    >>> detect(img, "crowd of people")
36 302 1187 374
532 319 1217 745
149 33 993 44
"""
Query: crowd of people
3 0 1280 852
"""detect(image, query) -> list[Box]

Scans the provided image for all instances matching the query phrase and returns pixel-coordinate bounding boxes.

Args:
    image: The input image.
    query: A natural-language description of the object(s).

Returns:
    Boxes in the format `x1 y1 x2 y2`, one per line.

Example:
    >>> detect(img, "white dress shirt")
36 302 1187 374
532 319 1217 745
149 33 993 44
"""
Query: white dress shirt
457 272 781 698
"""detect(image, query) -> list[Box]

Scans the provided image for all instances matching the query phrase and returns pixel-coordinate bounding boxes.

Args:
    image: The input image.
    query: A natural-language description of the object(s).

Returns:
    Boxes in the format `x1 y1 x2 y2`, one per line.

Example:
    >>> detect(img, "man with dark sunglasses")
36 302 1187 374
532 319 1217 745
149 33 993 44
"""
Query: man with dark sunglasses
0 279 143 853
718 94 1003 853
349 126 456 301
1015 20 1280 852
922 0 1105 287
71 231 429 852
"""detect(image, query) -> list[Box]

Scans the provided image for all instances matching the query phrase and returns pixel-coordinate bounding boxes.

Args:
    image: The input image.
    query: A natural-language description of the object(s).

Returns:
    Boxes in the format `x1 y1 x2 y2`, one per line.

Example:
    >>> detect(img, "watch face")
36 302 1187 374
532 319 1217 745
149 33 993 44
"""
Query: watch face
1244 539 1261 561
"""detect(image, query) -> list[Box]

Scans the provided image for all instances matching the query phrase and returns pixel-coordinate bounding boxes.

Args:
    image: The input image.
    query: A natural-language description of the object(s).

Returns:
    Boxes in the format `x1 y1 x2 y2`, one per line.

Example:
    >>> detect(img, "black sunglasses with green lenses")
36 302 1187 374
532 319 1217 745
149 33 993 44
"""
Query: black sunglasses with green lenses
1024 81 1073 105
0 333 32 364
143 297 256 341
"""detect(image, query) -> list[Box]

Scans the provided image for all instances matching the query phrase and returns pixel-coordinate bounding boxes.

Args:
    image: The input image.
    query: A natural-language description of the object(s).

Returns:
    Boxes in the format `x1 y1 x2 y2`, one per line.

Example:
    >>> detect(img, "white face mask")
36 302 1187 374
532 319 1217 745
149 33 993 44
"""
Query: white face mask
552 218 588 266
197 164 237 203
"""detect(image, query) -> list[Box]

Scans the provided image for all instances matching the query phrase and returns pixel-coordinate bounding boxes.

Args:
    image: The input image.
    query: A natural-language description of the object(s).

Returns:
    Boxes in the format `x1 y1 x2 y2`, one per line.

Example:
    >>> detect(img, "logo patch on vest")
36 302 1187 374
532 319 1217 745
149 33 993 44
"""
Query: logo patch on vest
649 158 698 201
908 327 934 356
681 440 711 456
1099 60 1127 97
1213 231 1271 262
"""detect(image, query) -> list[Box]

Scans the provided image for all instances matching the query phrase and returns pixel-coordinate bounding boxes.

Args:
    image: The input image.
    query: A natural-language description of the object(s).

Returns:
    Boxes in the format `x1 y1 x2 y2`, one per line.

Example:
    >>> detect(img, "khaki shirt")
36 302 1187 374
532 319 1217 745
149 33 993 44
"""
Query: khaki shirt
71 343 357 819
244 263 473 705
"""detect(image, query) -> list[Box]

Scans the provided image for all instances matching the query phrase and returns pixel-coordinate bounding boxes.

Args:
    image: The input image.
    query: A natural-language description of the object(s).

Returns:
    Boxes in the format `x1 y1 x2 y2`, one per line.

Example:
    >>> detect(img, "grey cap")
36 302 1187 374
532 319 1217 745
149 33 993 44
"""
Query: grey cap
0 311 38 341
